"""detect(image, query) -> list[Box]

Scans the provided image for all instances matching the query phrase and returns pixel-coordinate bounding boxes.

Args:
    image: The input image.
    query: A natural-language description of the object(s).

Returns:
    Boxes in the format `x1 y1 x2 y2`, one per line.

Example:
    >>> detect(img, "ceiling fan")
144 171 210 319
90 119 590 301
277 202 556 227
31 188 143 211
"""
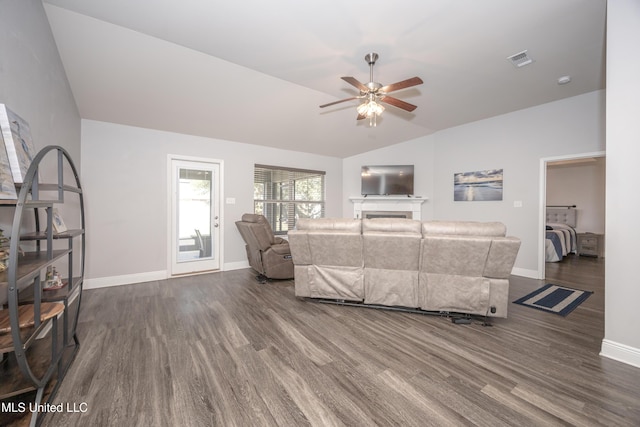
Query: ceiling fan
320 53 423 126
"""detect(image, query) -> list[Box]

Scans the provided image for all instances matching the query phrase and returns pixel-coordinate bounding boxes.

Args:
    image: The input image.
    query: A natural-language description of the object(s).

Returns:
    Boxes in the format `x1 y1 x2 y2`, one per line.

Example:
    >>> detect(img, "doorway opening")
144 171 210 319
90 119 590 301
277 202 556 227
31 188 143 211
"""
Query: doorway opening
539 151 605 279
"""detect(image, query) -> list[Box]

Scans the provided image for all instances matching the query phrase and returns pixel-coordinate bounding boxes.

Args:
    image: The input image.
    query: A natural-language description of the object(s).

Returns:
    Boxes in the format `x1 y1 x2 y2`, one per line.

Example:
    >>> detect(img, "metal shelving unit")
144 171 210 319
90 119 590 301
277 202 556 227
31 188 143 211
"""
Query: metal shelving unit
0 146 85 427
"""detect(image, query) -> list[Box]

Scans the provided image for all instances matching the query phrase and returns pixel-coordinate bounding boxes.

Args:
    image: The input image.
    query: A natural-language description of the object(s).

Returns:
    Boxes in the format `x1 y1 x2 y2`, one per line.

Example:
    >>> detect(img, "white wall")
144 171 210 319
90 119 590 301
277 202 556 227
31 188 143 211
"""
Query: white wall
344 91 605 277
81 120 343 284
602 0 640 368
0 0 81 264
0 0 80 159
547 160 605 234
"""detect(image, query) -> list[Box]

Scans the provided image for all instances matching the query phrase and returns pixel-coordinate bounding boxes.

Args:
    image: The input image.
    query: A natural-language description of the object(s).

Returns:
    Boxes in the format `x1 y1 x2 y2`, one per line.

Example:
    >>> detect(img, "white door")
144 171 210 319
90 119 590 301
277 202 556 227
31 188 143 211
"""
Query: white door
170 157 221 275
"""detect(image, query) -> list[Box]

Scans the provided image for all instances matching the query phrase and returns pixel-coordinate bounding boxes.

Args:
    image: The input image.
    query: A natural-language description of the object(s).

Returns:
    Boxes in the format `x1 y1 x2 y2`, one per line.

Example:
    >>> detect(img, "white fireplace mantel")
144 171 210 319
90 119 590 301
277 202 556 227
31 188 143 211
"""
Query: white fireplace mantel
349 195 427 220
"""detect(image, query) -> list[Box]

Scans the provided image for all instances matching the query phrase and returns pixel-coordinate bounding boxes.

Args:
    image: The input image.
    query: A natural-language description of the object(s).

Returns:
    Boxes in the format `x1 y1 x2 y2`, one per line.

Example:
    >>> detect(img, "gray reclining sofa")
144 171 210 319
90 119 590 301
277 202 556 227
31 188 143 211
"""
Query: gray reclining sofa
288 218 521 318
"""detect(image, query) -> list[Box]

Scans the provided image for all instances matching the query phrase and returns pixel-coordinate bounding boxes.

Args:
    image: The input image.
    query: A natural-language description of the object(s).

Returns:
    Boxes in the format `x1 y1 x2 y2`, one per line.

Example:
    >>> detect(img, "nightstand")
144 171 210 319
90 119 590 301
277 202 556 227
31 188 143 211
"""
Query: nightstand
577 233 603 257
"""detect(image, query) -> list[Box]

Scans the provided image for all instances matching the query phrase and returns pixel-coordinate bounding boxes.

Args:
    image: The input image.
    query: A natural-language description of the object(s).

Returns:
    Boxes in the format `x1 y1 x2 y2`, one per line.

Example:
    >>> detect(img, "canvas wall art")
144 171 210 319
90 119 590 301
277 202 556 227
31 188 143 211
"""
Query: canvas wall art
0 131 17 200
454 169 503 201
0 104 37 184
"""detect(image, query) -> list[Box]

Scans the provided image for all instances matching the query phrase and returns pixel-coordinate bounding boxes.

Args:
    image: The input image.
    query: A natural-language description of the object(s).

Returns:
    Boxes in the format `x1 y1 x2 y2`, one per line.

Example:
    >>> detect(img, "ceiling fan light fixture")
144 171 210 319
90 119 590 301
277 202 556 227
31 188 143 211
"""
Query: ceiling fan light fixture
319 52 423 127
357 100 385 117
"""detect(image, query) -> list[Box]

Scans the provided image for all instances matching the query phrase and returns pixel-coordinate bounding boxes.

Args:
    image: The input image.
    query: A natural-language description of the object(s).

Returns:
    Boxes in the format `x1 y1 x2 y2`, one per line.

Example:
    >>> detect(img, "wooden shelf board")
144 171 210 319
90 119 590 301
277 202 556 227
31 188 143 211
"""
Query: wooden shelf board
20 229 84 241
19 277 83 304
0 333 67 400
0 324 36 354
0 302 65 335
0 249 71 287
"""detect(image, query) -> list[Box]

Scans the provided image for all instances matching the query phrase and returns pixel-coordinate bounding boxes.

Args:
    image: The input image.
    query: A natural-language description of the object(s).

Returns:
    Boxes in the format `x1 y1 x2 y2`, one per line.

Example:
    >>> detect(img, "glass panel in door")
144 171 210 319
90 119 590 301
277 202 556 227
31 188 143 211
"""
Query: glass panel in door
171 159 220 275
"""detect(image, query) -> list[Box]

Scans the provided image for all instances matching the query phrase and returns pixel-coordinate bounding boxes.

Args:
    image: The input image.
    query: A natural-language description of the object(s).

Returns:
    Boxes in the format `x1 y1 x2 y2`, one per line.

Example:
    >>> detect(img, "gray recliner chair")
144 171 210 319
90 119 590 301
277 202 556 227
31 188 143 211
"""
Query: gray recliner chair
235 213 294 282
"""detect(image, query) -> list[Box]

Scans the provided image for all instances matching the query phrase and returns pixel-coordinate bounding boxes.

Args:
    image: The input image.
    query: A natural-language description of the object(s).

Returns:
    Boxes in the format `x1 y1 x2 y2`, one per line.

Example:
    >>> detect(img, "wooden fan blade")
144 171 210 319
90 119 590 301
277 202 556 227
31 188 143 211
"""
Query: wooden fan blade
357 113 367 120
380 77 423 94
319 97 359 108
379 95 418 112
341 76 369 92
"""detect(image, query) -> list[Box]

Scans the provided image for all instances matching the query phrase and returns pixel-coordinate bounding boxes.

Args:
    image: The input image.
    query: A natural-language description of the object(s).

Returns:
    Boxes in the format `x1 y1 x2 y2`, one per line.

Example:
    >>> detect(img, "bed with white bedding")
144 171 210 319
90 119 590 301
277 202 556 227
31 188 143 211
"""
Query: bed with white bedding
546 208 578 262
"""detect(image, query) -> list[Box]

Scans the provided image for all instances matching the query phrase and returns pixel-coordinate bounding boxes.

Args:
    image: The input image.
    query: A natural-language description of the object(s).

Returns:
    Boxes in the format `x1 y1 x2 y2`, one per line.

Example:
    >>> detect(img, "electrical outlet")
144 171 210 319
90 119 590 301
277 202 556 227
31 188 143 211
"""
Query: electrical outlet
514 201 523 208
226 197 236 204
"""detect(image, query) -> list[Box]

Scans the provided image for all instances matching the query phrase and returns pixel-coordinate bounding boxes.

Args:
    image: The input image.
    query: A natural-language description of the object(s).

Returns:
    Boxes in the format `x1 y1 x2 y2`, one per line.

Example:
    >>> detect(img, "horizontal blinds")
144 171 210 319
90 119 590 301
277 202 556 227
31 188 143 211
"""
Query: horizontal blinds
255 164 326 176
254 164 325 233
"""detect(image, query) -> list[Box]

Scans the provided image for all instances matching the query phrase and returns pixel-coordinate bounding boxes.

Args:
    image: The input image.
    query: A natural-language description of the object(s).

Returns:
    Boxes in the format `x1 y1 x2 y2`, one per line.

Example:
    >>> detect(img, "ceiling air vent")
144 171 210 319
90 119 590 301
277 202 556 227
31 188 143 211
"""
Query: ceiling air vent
507 50 533 68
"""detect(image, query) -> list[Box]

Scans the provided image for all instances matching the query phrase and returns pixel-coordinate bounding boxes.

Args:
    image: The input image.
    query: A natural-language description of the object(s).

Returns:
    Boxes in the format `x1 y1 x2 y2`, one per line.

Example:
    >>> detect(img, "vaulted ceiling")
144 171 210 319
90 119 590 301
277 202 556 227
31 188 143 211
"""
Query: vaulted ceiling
42 0 606 158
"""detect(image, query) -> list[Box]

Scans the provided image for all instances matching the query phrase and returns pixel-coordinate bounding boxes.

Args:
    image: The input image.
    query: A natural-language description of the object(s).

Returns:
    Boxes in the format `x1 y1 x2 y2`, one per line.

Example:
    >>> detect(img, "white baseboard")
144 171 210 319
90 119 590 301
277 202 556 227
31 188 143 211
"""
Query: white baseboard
224 260 250 271
511 267 539 279
83 262 251 290
600 339 640 369
86 262 527 288
84 270 168 289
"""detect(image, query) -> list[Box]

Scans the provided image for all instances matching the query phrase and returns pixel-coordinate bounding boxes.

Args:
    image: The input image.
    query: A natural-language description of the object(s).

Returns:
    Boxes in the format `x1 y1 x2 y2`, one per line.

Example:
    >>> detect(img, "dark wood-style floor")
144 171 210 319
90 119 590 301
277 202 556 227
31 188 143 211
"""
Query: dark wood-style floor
31 255 640 425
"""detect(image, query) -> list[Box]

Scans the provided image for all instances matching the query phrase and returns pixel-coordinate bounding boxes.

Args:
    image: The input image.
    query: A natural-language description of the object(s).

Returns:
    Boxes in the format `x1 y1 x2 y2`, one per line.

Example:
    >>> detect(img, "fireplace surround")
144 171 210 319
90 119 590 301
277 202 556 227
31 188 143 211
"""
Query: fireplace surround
350 195 427 220
361 210 412 219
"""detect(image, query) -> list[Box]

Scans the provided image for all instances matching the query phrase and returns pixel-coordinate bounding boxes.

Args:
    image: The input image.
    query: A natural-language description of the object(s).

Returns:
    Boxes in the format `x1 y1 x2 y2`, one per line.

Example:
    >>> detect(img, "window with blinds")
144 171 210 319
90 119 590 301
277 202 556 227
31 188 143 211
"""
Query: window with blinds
254 164 326 234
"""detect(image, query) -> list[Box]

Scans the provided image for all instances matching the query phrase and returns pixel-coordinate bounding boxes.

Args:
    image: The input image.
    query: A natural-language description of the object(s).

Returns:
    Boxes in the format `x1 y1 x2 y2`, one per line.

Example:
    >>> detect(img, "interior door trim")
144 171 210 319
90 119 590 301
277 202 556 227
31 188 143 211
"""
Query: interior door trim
167 154 224 276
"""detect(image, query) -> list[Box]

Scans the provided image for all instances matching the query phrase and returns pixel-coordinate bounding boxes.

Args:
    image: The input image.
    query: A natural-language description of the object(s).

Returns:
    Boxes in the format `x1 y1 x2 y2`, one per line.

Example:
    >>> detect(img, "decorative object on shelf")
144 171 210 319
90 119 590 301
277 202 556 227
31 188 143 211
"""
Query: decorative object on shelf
44 265 65 290
454 169 504 202
52 208 68 233
0 103 37 183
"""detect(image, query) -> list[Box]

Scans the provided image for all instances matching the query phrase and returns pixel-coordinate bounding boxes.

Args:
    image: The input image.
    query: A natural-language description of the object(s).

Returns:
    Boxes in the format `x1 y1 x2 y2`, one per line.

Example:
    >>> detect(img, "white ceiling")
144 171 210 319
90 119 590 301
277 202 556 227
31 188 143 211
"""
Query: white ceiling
42 0 606 158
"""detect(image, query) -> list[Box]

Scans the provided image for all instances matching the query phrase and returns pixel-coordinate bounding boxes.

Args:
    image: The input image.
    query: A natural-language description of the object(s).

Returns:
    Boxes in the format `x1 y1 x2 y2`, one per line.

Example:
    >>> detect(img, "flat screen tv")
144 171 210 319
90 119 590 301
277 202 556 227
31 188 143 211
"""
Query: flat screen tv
361 165 414 196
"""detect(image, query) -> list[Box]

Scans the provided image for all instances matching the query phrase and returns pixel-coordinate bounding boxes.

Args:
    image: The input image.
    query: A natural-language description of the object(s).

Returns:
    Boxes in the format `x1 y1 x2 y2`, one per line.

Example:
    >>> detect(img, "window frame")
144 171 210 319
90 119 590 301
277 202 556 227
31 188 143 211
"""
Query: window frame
254 164 326 235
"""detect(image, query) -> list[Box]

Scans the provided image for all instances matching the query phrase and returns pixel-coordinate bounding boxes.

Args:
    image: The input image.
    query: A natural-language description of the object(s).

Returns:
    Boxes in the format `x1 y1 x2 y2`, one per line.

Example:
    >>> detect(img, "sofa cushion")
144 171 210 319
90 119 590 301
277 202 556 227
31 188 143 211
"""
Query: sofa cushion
422 221 506 237
289 217 364 301
421 235 492 277
362 218 422 235
364 269 418 307
364 234 421 270
308 265 364 301
362 218 422 307
419 274 491 316
307 233 362 267
296 218 362 233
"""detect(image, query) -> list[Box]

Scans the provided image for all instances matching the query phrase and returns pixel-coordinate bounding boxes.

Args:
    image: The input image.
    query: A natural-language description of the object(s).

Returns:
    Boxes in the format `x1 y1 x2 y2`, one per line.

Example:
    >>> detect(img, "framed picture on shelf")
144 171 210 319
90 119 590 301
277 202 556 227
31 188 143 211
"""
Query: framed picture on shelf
0 133 17 200
0 103 37 184
52 208 67 233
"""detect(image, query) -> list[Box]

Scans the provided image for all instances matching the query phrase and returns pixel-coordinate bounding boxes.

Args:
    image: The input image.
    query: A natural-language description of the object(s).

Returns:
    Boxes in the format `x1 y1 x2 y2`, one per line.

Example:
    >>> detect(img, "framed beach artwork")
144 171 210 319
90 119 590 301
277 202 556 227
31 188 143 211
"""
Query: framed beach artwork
0 104 37 184
454 169 503 201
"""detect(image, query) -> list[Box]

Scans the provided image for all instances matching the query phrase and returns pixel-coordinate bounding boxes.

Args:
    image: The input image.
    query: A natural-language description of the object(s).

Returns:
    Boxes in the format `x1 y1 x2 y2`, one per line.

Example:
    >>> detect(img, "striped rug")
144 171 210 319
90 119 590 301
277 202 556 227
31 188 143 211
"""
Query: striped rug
513 284 593 316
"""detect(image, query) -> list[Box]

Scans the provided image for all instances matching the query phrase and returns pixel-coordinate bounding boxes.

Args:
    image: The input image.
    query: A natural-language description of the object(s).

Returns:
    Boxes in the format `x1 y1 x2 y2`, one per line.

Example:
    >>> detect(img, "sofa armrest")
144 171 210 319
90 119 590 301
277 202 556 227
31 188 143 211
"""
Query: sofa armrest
271 242 291 255
484 237 521 278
